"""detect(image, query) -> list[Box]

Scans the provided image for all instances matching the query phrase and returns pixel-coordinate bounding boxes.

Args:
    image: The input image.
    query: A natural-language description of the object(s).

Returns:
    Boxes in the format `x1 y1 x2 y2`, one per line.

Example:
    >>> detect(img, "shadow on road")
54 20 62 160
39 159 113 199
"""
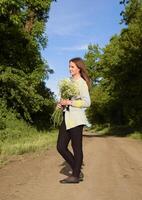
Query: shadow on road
83 133 107 138
83 126 134 138
59 161 72 176
83 133 128 138
59 161 85 176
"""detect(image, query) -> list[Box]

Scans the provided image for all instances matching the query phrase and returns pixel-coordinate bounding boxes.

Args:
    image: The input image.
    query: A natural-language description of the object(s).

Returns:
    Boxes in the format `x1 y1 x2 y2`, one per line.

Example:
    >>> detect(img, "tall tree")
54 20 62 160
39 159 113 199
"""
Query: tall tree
0 0 55 128
84 44 102 85
85 0 142 128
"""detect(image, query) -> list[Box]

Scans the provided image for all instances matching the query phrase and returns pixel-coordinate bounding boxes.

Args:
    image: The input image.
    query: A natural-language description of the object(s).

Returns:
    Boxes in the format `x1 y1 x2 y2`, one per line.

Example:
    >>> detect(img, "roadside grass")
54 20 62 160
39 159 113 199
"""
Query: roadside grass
128 131 142 139
88 124 142 139
0 113 58 166
0 130 57 155
0 129 58 166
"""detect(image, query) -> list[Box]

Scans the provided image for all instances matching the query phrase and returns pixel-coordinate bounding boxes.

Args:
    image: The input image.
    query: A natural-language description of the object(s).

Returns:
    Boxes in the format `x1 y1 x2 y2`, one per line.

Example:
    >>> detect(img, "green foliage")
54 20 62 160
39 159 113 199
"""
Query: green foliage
87 85 110 125
129 131 142 139
0 0 56 130
85 0 142 130
51 108 63 128
120 0 141 25
84 44 102 85
0 100 7 130
0 109 58 164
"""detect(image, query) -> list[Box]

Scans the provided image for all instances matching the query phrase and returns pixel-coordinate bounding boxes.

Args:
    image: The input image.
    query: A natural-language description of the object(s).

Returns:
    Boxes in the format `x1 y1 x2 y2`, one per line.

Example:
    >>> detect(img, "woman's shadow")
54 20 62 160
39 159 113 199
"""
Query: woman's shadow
59 161 85 176
59 161 72 176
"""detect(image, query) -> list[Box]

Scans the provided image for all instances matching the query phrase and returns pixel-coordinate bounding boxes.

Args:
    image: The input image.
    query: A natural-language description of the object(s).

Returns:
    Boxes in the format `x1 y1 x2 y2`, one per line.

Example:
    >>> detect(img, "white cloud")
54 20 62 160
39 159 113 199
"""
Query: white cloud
48 22 91 37
47 12 92 36
60 44 88 51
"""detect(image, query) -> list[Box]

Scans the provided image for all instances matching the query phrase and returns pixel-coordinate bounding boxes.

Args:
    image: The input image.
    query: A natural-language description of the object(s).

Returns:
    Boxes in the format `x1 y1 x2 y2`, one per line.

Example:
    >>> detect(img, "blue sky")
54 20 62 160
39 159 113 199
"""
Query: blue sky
42 0 125 97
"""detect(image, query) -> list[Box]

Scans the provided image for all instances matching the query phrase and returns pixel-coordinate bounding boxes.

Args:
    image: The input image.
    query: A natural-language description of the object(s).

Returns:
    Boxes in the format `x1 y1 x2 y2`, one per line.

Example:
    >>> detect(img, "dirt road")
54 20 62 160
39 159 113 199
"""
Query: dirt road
0 134 142 200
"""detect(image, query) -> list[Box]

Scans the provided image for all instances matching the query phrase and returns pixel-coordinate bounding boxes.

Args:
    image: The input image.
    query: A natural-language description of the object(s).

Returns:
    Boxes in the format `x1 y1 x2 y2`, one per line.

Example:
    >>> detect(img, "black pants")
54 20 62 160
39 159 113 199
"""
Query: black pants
57 115 84 178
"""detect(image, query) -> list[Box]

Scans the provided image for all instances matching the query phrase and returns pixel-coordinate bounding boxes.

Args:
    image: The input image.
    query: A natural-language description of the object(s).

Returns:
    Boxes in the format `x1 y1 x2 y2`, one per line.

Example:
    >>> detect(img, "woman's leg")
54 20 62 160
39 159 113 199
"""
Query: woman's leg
68 125 84 178
56 118 75 170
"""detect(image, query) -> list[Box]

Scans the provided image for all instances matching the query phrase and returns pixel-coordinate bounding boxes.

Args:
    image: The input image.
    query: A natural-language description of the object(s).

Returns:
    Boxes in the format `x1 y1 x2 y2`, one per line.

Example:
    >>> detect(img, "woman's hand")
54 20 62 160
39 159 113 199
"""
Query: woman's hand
60 99 72 106
56 102 63 109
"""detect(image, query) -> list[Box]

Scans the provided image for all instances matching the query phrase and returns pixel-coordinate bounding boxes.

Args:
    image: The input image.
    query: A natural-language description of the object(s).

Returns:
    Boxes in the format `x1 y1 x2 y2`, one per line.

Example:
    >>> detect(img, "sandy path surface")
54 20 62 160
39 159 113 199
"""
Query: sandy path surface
0 134 142 200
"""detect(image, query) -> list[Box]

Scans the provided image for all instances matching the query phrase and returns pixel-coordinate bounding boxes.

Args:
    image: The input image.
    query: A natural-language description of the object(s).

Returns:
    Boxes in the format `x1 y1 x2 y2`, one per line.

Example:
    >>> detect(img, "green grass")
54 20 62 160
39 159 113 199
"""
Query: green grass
89 124 142 139
128 131 142 139
0 130 58 166
0 111 58 166
1 131 57 155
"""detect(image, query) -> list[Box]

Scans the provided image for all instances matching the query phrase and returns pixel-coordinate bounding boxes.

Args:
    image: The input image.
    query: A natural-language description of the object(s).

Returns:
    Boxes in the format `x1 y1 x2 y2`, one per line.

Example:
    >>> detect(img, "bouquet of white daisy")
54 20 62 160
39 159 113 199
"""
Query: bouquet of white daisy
51 78 79 127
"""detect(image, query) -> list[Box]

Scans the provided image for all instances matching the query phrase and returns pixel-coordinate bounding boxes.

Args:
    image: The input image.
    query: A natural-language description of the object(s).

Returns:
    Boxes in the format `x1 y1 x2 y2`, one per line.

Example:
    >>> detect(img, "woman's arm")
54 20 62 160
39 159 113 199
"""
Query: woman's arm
71 81 91 108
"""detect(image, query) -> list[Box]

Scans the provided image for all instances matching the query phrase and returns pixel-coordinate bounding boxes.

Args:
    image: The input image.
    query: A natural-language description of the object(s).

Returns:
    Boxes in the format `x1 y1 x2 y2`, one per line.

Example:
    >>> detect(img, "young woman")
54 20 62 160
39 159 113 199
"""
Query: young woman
57 57 91 184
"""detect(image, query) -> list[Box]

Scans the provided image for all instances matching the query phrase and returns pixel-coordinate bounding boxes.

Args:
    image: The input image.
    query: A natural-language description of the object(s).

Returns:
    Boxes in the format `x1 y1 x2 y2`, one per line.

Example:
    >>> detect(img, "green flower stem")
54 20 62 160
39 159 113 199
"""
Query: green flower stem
51 108 63 127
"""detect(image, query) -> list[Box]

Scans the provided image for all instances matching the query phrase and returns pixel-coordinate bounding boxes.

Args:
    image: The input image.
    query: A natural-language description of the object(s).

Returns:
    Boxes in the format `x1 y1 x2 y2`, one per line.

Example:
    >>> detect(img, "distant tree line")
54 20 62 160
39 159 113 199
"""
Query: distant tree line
85 0 142 130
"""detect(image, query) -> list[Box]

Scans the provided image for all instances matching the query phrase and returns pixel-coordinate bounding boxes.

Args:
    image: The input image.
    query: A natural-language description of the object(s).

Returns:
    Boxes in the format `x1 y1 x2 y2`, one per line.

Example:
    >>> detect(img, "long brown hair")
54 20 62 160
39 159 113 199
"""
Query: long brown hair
69 57 91 89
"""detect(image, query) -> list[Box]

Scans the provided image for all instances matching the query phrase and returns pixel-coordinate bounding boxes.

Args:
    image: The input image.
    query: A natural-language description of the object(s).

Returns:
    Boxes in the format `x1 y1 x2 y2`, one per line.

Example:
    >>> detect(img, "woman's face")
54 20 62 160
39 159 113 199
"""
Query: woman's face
69 61 80 76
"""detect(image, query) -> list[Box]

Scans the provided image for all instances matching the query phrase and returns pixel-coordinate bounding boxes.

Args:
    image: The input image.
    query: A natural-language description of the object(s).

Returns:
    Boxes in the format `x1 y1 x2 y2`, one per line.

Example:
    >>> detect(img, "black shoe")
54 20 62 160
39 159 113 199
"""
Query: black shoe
60 176 79 184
